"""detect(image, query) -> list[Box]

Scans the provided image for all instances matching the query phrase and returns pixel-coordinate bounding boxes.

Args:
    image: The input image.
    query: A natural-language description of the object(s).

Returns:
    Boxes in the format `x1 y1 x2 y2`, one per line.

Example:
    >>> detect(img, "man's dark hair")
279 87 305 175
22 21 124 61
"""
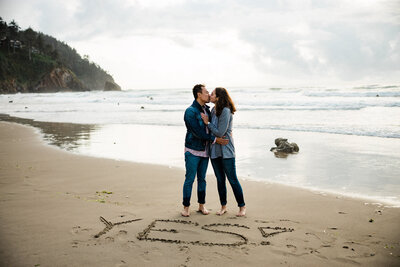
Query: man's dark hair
192 84 205 99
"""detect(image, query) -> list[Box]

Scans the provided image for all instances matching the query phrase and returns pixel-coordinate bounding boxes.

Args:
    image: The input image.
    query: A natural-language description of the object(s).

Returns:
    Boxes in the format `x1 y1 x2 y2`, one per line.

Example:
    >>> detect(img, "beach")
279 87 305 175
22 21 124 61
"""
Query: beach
1 121 399 266
2 87 400 205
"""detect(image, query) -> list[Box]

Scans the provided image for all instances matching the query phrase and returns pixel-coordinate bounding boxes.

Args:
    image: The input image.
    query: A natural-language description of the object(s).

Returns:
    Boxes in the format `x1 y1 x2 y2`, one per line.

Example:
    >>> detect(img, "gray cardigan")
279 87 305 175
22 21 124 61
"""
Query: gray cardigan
207 107 235 159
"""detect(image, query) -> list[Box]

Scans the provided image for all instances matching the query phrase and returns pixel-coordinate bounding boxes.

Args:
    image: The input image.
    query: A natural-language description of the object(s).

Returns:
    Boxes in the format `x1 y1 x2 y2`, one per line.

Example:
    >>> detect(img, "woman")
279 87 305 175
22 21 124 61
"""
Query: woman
201 87 246 216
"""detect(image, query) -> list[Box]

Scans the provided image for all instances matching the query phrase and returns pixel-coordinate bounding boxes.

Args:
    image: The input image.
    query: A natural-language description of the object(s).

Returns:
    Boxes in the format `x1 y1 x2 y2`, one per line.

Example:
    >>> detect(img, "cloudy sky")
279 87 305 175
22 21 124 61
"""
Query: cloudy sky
1 0 399 89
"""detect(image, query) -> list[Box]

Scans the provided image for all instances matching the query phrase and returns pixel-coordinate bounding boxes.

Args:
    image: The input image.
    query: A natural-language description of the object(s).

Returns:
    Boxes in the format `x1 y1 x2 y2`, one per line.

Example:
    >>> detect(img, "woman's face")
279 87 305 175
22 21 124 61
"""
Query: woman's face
210 89 217 103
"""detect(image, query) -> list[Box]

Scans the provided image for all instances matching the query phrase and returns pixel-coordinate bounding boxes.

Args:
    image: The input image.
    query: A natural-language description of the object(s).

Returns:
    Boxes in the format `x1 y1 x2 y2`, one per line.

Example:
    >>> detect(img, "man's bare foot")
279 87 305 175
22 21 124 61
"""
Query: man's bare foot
236 206 246 217
198 204 209 215
216 205 227 215
181 206 190 217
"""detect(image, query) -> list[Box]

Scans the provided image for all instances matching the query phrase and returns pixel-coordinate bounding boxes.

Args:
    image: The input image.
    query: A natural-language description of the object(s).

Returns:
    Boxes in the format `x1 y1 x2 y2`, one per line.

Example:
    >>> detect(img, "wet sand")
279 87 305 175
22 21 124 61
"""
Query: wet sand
2 113 400 206
0 121 400 266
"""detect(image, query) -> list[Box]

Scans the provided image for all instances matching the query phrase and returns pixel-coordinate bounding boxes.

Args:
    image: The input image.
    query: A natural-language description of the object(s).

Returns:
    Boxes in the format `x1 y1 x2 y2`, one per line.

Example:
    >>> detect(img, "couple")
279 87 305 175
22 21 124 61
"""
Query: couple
182 84 246 217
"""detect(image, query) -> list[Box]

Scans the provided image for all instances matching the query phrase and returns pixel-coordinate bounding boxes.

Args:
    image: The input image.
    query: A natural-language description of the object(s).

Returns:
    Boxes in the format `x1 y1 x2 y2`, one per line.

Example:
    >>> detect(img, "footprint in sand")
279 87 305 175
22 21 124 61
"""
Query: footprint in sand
340 241 377 259
71 225 92 235
286 244 297 253
178 245 190 253
114 260 128 267
71 240 79 248
116 230 128 241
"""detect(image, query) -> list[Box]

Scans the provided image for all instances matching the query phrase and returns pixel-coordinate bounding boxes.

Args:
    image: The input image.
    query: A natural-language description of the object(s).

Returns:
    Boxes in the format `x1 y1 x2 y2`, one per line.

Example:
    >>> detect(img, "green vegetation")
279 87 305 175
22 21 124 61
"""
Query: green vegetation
96 190 113 194
0 17 119 93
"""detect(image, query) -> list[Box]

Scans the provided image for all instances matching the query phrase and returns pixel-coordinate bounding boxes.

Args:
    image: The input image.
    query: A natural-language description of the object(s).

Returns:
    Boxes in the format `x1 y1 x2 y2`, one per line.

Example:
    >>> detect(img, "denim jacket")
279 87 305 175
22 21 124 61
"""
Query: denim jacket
184 100 215 151
207 107 235 159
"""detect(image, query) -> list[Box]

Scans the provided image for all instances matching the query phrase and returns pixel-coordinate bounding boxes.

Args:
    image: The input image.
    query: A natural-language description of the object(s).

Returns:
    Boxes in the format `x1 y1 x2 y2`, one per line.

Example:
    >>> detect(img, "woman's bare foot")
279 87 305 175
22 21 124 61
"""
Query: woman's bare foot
216 205 227 215
236 206 246 217
181 206 190 217
198 204 209 215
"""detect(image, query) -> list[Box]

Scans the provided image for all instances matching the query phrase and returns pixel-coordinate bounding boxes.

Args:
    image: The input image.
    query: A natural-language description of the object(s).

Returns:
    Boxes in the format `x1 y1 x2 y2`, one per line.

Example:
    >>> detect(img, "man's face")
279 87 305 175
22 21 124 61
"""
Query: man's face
198 87 210 103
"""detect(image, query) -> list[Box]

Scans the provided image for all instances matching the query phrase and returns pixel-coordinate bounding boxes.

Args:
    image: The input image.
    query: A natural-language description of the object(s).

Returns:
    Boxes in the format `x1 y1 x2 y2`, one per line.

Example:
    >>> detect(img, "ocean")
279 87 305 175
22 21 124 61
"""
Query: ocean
1 85 400 206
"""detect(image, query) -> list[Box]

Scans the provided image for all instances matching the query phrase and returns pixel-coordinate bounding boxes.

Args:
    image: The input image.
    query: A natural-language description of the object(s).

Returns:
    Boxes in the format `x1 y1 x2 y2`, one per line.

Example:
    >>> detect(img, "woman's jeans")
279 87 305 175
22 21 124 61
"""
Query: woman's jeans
211 157 245 207
182 151 209 207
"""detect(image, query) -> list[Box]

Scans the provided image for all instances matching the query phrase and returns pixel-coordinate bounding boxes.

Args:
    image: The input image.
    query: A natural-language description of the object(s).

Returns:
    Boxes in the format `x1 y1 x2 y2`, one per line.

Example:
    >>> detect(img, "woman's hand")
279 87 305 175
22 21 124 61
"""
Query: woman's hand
201 113 209 124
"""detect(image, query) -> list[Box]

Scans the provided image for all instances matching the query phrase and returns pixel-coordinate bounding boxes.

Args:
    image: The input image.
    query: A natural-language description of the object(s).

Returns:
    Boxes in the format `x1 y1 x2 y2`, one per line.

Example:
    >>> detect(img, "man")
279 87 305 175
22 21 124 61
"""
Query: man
182 84 229 217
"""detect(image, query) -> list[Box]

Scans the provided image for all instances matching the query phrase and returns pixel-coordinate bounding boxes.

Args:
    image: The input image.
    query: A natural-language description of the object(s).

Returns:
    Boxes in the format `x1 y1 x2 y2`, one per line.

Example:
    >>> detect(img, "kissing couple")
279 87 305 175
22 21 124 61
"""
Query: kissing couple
182 84 246 217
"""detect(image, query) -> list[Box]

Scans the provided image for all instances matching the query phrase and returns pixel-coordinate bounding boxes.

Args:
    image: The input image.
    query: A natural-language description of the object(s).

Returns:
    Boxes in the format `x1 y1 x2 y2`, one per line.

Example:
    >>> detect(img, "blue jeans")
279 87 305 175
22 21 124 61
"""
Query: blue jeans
211 157 245 207
182 151 209 207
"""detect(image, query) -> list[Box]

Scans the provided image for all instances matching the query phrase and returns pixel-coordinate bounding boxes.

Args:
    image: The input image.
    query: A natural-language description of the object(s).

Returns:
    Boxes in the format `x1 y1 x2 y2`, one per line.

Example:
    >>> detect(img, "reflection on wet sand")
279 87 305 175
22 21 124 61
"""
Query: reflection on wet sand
273 152 290 158
0 114 98 151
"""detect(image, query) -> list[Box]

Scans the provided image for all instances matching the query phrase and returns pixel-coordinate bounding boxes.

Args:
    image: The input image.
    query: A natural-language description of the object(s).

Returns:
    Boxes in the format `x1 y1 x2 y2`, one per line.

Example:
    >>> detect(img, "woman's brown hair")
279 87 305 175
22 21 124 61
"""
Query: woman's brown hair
214 87 236 117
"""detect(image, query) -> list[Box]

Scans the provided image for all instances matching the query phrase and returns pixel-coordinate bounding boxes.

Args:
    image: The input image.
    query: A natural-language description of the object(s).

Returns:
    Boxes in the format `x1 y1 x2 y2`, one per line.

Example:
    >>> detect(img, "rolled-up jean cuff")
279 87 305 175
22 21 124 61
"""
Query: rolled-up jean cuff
198 191 206 204
183 198 191 207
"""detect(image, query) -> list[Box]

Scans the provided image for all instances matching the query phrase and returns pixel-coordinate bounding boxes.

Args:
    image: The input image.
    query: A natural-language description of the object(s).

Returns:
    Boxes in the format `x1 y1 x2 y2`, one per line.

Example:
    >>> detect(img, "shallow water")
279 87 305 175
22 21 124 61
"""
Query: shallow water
1 85 399 205
2 114 399 206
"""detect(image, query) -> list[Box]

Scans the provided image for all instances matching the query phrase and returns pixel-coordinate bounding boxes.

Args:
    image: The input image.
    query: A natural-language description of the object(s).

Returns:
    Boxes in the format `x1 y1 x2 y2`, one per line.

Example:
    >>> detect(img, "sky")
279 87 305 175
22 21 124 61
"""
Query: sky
1 0 399 89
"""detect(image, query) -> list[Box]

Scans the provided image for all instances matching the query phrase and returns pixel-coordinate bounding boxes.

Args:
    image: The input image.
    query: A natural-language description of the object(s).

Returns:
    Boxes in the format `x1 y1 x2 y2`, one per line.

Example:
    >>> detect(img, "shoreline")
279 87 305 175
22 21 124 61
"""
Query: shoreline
1 113 400 207
1 121 400 266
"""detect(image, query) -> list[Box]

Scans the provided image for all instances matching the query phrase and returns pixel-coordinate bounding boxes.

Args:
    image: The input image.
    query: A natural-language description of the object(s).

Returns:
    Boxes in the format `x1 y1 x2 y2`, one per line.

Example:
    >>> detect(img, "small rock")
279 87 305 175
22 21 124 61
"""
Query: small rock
270 137 299 154
369 219 374 223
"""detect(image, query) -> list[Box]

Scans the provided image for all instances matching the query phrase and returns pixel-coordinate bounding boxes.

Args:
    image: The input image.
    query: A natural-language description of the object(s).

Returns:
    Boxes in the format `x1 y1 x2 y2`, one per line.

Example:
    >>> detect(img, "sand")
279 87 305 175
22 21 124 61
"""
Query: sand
0 121 399 267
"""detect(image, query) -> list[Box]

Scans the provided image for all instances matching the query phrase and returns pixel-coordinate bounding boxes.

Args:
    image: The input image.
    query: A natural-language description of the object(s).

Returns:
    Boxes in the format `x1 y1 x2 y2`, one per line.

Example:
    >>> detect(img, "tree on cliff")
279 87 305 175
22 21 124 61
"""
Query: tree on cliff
7 20 20 53
36 33 44 52
0 18 120 93
0 17 7 38
23 27 36 61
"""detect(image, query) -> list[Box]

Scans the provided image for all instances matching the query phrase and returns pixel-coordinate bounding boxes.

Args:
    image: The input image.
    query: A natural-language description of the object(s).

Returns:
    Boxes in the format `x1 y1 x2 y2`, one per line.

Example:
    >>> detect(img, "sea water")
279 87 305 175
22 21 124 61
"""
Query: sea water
1 85 400 205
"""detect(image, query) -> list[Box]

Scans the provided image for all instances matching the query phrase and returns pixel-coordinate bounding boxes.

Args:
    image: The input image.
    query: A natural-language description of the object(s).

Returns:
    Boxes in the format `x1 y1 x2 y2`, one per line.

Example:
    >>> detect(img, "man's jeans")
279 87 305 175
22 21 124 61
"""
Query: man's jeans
182 151 209 207
211 157 245 207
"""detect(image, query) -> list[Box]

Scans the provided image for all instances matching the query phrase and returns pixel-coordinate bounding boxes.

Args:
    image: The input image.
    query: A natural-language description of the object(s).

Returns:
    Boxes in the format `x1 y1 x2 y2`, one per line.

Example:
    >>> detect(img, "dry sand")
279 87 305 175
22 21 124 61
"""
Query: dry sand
0 121 399 267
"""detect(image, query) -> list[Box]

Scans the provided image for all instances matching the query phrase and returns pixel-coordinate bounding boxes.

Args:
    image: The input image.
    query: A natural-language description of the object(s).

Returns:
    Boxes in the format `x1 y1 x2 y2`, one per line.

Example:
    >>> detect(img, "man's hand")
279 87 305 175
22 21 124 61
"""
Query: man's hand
201 113 209 124
216 137 229 145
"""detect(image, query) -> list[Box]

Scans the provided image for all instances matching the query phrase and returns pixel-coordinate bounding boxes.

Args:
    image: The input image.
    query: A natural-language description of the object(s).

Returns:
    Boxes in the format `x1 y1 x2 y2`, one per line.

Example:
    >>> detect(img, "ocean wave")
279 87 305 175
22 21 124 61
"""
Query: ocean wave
353 84 400 90
303 91 400 98
1 85 399 139
233 124 400 139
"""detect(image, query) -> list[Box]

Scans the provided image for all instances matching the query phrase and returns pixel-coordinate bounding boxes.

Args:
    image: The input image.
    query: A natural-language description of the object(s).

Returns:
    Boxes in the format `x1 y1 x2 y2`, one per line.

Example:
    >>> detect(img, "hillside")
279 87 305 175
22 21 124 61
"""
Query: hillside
0 18 121 94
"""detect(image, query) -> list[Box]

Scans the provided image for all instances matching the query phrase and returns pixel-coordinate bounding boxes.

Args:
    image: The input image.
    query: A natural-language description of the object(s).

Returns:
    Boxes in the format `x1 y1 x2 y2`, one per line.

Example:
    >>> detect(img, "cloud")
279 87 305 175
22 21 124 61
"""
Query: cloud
1 0 399 88
235 0 400 82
